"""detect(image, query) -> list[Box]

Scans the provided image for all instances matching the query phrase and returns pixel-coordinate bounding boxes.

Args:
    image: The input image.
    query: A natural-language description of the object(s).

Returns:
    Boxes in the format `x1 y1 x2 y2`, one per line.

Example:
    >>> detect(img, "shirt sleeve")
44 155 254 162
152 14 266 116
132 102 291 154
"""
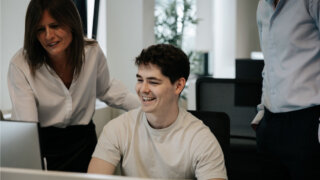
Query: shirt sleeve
251 0 265 126
192 128 228 180
95 45 140 111
7 61 38 122
251 103 265 125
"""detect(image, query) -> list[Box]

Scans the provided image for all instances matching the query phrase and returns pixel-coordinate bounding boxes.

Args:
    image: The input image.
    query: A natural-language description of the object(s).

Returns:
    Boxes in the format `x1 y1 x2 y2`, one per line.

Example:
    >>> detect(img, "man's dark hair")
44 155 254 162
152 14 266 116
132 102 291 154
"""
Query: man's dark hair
135 44 190 84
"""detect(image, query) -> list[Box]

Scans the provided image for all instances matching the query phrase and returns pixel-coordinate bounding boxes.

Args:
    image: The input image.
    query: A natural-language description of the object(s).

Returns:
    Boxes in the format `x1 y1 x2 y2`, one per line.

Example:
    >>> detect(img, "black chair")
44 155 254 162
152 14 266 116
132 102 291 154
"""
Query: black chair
188 110 230 173
196 77 257 139
195 77 260 180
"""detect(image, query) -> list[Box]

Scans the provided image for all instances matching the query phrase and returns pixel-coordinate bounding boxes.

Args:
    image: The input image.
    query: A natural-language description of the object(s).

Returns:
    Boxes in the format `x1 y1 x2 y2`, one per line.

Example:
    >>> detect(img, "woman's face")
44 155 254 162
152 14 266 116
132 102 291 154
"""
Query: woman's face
36 10 72 61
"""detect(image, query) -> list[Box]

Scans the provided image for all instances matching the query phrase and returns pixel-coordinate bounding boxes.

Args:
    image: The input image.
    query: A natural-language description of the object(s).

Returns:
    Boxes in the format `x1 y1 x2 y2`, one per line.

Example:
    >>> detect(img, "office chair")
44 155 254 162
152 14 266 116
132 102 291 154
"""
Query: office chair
188 110 230 173
195 77 260 180
195 77 257 138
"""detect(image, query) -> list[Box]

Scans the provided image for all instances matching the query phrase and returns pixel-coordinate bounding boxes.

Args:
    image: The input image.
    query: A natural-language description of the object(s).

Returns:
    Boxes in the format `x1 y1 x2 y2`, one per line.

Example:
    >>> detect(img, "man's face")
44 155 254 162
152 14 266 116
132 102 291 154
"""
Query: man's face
135 64 182 115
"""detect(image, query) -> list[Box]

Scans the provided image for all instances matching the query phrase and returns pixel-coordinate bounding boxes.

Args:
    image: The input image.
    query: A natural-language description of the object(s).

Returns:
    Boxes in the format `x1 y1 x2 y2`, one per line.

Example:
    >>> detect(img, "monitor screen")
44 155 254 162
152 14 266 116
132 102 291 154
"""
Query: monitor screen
0 120 43 170
235 59 264 81
235 59 264 107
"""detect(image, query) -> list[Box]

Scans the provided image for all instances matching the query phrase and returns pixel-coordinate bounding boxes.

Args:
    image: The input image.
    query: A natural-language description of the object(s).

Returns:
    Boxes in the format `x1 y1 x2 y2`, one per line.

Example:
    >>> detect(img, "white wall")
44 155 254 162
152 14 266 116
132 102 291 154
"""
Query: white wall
212 0 237 78
0 0 2 111
209 0 260 78
1 0 30 112
106 0 155 93
236 0 260 58
195 0 213 52
96 0 107 54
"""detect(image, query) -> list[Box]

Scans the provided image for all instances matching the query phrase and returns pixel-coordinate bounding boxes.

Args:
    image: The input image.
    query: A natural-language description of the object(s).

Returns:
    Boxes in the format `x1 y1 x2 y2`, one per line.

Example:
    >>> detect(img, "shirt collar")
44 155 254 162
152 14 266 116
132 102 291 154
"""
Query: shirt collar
265 0 281 5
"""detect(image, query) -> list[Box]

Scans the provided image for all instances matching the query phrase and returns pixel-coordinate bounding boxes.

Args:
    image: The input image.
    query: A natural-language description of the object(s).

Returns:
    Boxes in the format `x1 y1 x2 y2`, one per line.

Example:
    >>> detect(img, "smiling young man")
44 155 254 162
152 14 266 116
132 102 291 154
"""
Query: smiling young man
88 44 227 180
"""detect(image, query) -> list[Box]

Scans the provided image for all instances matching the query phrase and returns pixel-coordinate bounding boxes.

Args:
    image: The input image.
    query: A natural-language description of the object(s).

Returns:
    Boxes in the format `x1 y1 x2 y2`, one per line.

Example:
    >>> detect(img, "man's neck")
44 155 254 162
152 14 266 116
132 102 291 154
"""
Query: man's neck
145 106 179 129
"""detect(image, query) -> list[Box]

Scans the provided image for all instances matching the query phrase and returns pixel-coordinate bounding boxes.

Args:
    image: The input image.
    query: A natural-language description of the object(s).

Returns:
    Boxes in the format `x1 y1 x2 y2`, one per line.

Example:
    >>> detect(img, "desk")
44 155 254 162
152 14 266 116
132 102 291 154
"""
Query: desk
0 167 162 180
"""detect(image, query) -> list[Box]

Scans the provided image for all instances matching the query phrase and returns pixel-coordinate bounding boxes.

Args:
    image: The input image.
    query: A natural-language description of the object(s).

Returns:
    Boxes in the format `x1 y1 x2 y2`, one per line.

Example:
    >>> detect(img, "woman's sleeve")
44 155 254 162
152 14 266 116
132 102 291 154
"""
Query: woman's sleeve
95 45 140 111
7 61 38 122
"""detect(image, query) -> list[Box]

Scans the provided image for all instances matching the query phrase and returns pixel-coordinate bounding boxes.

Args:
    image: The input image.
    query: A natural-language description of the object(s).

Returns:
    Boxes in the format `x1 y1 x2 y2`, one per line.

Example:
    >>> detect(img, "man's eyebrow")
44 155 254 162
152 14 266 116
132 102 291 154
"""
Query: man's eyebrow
136 74 162 81
146 77 162 81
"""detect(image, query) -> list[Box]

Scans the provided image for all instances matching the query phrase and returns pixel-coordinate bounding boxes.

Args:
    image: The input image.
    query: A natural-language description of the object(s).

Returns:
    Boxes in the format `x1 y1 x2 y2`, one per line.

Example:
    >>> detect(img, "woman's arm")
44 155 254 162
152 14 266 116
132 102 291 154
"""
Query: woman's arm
7 60 38 122
94 44 140 111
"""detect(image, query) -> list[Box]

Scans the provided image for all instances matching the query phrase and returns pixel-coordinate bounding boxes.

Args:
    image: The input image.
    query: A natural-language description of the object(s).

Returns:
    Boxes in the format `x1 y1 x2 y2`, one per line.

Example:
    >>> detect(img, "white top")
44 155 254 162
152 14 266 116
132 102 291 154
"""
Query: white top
252 0 320 125
257 0 320 112
7 43 140 127
92 108 227 180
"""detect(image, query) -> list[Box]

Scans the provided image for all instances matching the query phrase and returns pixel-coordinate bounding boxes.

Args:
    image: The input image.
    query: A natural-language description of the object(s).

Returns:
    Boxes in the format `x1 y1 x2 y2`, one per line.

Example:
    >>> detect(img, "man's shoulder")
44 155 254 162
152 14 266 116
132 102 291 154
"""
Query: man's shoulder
179 110 217 143
106 108 143 128
181 109 210 131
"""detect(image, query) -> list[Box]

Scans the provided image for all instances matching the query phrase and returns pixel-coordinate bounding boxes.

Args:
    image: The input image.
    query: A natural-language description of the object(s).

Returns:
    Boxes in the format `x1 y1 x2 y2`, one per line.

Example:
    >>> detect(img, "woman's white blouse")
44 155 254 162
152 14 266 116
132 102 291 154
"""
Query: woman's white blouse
7 43 140 127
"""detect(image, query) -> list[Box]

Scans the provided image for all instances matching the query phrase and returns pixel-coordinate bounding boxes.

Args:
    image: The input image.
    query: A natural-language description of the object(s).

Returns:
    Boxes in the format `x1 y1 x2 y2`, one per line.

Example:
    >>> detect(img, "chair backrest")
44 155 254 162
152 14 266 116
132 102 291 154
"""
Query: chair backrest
195 77 257 138
188 110 230 162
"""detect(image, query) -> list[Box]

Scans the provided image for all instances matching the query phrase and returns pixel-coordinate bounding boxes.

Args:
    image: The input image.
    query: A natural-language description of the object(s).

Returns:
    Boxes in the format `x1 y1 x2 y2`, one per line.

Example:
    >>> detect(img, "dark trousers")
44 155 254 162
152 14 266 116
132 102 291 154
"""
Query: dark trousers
39 121 97 173
256 106 320 180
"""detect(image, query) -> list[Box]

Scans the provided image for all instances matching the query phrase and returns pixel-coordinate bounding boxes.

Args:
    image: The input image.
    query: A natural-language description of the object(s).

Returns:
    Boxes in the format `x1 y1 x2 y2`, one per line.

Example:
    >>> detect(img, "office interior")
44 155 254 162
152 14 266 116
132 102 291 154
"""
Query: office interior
0 0 263 179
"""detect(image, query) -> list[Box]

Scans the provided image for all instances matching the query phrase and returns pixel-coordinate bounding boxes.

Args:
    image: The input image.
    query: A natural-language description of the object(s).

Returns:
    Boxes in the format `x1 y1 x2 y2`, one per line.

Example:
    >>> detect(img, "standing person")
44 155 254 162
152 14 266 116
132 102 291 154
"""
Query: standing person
252 0 320 179
7 0 140 173
87 44 227 180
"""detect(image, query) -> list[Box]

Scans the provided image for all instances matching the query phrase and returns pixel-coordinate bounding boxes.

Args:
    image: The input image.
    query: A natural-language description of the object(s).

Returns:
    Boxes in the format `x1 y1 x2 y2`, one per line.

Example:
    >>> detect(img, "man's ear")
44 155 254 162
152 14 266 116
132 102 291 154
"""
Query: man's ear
174 77 186 95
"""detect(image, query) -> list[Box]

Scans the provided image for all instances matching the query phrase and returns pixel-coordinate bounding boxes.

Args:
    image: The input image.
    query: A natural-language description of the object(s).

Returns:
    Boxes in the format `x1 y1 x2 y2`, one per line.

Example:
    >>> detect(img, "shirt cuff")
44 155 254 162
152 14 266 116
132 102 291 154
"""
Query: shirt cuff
122 93 140 111
251 109 264 125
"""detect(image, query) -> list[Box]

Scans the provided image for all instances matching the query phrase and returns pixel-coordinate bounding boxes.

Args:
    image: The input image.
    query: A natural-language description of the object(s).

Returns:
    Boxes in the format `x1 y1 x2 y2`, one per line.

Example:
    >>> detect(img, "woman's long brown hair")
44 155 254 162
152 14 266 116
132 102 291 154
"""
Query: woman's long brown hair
24 0 96 77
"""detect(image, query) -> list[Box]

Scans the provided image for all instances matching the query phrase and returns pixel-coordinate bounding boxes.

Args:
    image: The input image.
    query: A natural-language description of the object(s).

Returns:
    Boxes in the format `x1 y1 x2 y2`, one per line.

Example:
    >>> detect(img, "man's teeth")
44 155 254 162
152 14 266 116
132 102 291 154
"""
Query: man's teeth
142 97 155 101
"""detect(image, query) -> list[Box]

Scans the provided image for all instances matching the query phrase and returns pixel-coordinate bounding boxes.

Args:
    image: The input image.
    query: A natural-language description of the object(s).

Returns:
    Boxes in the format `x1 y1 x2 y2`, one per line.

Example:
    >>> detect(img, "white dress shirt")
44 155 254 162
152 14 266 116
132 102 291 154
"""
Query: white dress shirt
252 0 320 125
8 43 140 127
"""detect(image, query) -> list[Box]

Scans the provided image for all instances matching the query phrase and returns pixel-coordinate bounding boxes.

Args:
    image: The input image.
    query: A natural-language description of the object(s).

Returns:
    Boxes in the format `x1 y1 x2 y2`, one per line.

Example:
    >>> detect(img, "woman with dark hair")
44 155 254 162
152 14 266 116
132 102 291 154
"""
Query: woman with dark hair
7 0 139 172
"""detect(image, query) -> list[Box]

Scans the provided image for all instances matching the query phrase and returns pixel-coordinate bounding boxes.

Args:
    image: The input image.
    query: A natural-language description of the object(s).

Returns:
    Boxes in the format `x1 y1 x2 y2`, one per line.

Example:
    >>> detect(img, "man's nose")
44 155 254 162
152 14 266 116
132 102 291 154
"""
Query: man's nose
141 82 150 93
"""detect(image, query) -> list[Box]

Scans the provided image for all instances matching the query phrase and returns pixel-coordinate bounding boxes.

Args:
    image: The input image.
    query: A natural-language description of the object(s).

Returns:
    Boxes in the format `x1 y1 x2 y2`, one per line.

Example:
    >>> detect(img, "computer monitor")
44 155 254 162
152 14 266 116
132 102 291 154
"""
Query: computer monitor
235 59 264 81
0 167 161 180
0 120 43 170
235 59 264 107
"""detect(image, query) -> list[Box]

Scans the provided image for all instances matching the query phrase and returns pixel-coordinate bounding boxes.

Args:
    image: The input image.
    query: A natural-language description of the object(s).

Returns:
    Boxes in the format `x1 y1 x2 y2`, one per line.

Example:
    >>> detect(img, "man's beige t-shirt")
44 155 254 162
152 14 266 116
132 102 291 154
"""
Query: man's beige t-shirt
92 108 227 180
